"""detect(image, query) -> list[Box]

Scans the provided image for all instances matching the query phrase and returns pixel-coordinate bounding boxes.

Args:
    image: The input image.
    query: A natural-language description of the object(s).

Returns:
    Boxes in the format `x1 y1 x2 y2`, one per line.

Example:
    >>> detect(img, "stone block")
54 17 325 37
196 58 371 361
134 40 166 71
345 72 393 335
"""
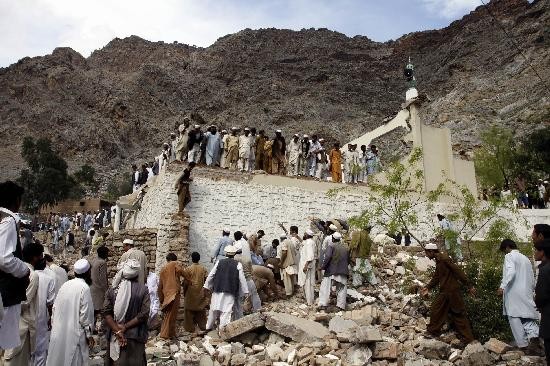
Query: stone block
353 326 383 343
346 345 373 366
230 353 246 366
372 342 400 360
264 312 330 343
484 338 511 354
461 342 492 366
218 312 265 340
417 339 451 359
176 352 200 366
328 316 358 335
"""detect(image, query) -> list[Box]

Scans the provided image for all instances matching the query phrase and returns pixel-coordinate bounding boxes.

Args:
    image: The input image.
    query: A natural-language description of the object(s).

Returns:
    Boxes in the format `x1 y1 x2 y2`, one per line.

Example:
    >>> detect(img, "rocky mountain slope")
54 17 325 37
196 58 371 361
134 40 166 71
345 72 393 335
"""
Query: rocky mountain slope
0 0 548 185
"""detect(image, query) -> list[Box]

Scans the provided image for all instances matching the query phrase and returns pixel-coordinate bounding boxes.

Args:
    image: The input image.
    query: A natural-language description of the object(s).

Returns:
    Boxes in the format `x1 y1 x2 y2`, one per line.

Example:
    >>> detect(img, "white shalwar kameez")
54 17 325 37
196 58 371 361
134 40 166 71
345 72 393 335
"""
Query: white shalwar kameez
46 278 94 366
0 208 31 350
48 264 68 295
500 250 540 348
32 270 56 366
4 263 38 366
318 274 347 310
238 135 252 172
286 140 301 176
298 239 316 305
204 260 248 330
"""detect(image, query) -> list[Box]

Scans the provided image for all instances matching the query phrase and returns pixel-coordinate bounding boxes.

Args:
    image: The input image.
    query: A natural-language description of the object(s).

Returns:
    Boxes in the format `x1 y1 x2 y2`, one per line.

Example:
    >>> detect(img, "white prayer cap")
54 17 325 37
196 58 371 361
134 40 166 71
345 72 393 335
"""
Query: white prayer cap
74 259 90 274
305 229 314 236
293 134 299 137
425 243 438 250
123 239 134 246
170 132 176 136
319 138 325 142
545 181 549 184
194 124 201 128
303 134 309 138
329 224 338 231
223 228 230 234
332 232 342 240
224 245 237 255
244 127 250 131
221 129 228 133
122 259 141 280
231 127 237 130
276 129 282 133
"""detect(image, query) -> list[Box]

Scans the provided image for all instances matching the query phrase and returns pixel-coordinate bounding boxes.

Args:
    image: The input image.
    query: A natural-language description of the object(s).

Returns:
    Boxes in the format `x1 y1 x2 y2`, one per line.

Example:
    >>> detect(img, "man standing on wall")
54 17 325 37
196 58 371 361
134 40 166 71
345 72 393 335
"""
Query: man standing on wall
286 134 301 177
271 130 286 175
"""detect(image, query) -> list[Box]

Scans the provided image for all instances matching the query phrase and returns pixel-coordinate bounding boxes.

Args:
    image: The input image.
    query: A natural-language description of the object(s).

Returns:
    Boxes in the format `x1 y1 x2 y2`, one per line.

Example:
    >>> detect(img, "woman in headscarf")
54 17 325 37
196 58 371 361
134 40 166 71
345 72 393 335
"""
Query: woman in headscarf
103 259 150 366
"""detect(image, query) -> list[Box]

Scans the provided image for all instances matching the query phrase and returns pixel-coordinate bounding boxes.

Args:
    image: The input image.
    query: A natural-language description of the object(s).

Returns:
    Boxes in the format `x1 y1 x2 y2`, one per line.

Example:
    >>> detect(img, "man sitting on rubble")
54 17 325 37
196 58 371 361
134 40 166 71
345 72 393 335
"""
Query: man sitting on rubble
420 243 475 345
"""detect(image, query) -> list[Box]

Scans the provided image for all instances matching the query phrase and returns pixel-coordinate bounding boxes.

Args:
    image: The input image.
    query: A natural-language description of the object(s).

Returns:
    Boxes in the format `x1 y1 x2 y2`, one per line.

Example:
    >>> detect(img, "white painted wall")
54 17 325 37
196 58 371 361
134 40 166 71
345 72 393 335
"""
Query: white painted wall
131 167 550 269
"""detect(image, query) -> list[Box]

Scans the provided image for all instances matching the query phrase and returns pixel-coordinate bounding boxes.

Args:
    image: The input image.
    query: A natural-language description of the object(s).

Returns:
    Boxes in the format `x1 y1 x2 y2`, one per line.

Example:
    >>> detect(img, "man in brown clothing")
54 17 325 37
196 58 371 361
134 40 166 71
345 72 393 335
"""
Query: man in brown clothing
421 243 475 344
182 252 208 333
255 130 267 170
174 162 195 213
90 246 109 327
158 253 185 339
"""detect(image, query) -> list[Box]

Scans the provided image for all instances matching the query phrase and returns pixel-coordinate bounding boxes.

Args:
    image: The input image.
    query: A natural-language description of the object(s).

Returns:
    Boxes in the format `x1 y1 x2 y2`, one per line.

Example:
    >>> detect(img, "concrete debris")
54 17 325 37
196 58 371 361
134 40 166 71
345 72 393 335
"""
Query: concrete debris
218 312 265 340
264 312 330 342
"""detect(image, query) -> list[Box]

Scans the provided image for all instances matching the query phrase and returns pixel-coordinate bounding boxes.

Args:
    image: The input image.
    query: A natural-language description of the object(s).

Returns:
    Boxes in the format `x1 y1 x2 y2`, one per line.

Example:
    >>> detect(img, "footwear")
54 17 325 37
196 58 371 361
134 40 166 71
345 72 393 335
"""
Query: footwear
525 338 542 356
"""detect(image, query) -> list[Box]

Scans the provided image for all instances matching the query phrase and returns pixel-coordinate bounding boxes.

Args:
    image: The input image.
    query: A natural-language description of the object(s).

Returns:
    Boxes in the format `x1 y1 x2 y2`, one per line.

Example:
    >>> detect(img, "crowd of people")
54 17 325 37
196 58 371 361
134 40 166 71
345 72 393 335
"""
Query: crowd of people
130 118 382 192
2 175 550 365
482 176 549 209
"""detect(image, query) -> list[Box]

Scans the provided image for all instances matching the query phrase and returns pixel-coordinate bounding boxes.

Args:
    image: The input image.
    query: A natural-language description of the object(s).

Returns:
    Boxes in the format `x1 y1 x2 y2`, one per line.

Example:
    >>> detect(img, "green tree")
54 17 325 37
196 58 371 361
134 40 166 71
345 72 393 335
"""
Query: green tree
514 126 550 179
73 164 99 192
474 126 517 189
103 173 132 202
345 148 445 246
17 137 75 213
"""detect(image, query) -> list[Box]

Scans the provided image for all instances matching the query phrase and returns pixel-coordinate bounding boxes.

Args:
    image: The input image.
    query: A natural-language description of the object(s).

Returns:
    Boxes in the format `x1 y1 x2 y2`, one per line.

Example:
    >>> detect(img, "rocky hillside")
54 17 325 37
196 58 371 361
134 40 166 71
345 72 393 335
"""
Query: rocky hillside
0 0 548 185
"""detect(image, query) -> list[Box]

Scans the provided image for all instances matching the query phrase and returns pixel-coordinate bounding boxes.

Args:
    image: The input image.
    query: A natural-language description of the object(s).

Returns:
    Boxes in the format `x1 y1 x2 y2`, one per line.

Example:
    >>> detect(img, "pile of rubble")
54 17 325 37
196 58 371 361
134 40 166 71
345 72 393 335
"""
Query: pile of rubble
86 244 545 366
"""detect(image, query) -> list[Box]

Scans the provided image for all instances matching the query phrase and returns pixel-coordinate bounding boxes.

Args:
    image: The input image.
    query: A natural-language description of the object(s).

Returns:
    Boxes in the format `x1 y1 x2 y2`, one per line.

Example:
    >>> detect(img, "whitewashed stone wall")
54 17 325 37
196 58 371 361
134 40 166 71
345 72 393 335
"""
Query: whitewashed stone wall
131 166 550 270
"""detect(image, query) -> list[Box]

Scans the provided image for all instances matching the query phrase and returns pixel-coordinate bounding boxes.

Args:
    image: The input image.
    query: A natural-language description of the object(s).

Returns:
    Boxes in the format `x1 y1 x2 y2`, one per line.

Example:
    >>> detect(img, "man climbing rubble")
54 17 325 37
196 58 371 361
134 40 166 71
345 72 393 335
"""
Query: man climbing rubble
420 243 475 345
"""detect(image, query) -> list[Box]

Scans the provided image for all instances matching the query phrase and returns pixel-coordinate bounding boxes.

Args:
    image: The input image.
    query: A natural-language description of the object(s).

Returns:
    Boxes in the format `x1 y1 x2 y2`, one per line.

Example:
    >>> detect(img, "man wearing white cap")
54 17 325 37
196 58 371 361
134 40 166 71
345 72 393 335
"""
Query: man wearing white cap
320 224 338 267
204 245 248 330
104 259 149 364
318 232 349 310
211 228 234 263
187 125 203 164
47 259 94 366
298 229 317 305
286 134 301 176
205 126 221 167
117 239 147 284
307 135 322 177
238 128 253 172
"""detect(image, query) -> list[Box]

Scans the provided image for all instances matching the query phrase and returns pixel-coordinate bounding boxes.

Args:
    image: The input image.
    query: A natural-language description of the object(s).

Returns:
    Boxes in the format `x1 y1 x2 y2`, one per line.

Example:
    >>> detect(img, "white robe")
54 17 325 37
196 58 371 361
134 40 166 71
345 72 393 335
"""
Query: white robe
500 250 539 319
48 264 68 296
46 278 94 366
33 270 56 366
204 260 248 329
0 208 31 349
298 239 316 286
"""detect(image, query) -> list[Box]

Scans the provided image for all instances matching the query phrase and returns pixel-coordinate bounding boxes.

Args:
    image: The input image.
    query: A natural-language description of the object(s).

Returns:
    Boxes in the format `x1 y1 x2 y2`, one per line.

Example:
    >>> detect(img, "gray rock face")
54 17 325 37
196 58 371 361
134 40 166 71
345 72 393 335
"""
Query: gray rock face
1 0 547 186
346 345 373 366
265 312 330 342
